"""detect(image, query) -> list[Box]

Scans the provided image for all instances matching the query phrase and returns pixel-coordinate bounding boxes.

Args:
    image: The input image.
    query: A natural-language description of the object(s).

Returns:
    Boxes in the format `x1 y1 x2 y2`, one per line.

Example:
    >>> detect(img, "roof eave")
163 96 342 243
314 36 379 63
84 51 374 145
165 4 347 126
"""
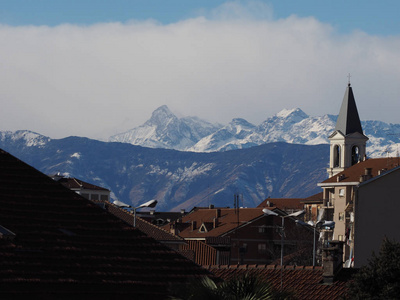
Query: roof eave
317 182 359 187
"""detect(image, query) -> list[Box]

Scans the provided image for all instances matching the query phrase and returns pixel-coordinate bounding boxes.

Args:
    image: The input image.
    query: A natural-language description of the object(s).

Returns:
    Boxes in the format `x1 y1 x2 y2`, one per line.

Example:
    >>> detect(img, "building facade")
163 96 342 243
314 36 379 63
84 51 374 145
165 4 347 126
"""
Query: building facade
318 83 400 266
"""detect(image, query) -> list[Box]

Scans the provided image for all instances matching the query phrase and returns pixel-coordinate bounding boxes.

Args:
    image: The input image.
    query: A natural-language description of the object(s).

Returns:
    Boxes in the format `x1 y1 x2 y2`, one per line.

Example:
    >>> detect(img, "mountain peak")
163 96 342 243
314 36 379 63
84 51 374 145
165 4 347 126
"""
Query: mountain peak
230 118 255 127
276 108 308 119
148 105 177 126
151 105 175 118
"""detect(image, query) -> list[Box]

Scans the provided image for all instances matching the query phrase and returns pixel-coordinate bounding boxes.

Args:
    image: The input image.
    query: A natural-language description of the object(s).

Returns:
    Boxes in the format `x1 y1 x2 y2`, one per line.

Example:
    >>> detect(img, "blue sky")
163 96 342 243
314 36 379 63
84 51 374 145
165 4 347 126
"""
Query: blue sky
1 1 399 139
2 0 399 35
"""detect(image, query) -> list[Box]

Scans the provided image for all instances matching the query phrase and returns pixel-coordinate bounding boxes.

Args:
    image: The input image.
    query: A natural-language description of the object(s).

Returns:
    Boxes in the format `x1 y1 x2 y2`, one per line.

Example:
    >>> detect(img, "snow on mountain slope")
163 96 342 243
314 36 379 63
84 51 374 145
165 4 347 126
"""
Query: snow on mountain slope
109 105 222 150
188 118 258 152
0 130 50 147
109 106 400 158
189 109 336 152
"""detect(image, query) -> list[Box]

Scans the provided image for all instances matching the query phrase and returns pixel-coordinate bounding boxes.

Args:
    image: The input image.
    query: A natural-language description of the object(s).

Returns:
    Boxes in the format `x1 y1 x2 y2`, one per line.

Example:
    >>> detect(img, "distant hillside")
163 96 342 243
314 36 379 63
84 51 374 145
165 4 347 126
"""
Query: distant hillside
0 133 329 211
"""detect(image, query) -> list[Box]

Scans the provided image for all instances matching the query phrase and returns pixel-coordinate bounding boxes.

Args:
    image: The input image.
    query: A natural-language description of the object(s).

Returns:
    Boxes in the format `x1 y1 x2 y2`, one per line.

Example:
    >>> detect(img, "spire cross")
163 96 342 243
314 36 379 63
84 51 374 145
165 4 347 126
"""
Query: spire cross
347 73 351 86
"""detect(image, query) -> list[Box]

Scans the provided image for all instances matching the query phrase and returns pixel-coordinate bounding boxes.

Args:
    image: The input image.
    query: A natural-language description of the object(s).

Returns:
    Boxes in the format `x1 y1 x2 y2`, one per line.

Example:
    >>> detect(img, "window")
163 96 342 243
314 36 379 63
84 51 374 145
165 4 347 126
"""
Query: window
258 227 266 233
81 193 89 199
91 194 99 200
352 146 360 165
338 235 345 241
100 194 109 201
258 243 267 254
199 223 208 233
334 145 341 167
339 189 345 197
339 212 345 221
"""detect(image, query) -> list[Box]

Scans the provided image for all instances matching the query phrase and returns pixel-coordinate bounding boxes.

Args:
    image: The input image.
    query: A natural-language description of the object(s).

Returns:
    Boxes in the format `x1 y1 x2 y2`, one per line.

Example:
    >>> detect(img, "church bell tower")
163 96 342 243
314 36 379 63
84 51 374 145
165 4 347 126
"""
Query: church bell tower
327 82 368 178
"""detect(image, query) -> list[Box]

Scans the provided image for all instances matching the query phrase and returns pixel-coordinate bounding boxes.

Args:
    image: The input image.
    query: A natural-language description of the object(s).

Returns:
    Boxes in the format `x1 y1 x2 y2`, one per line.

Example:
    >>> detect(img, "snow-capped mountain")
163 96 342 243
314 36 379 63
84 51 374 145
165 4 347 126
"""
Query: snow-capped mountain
0 130 50 148
188 118 258 152
109 105 222 149
109 106 400 157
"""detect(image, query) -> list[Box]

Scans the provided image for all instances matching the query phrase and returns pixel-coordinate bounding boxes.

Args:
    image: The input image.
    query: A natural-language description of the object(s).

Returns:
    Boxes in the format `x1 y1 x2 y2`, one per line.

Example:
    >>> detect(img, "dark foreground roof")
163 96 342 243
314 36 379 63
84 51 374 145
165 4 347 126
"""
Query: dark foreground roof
0 149 210 299
206 264 357 300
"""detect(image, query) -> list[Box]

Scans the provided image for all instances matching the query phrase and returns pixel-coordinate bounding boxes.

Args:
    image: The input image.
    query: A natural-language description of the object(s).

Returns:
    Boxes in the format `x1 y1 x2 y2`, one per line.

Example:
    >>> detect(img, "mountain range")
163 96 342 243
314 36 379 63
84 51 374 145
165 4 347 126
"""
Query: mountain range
0 133 328 211
110 105 400 157
1 106 399 211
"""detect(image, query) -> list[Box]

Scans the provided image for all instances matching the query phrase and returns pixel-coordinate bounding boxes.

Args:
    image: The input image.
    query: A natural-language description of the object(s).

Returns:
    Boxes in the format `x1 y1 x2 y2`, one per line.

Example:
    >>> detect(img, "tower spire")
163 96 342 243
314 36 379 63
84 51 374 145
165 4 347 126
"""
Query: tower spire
335 83 363 136
327 82 368 178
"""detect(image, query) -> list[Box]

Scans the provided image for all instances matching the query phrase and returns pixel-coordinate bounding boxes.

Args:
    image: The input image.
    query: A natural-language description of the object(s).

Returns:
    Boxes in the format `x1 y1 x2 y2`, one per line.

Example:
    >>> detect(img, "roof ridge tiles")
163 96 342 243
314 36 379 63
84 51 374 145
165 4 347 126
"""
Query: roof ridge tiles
267 265 279 269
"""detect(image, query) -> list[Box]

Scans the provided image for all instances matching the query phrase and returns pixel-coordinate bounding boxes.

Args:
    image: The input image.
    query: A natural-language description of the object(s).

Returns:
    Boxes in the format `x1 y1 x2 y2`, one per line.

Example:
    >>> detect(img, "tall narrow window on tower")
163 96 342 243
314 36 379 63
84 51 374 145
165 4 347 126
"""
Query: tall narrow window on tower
334 145 341 167
352 146 360 165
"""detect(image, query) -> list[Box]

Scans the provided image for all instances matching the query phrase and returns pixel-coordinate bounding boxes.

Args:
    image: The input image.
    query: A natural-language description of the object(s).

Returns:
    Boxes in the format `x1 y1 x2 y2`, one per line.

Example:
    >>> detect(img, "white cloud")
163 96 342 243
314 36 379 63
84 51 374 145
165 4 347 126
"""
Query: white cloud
0 1 399 140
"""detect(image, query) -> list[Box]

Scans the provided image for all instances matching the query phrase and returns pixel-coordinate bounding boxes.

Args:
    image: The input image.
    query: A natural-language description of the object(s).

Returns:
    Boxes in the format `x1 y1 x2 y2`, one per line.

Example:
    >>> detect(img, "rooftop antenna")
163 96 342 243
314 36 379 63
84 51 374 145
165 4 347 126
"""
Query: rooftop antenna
207 184 210 207
234 192 240 264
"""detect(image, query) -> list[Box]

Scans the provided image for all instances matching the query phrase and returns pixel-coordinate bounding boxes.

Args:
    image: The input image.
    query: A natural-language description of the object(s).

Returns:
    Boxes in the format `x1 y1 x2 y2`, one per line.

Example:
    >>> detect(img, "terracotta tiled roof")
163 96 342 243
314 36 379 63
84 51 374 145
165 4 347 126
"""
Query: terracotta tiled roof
0 149 210 298
301 192 323 203
182 240 220 266
56 177 109 191
206 264 357 300
258 198 304 210
304 192 323 200
322 157 400 184
167 207 266 238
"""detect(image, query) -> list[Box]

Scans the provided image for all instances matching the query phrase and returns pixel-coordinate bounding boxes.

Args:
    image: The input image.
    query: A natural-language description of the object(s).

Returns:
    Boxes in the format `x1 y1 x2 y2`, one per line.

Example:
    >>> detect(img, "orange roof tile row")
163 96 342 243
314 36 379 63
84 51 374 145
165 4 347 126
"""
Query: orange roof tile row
205 264 357 300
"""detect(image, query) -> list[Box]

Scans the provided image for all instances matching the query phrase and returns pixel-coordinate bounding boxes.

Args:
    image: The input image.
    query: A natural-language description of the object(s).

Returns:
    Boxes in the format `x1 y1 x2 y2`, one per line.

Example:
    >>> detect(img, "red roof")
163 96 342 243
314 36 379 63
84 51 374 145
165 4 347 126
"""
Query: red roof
258 198 304 210
304 192 323 200
0 149 210 298
322 157 400 184
206 264 357 300
167 207 266 238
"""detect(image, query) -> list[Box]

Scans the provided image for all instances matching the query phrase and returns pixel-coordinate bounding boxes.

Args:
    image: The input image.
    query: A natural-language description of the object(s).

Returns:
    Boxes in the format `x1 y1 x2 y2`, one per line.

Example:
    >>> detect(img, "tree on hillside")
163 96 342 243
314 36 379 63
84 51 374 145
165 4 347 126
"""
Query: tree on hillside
347 237 400 299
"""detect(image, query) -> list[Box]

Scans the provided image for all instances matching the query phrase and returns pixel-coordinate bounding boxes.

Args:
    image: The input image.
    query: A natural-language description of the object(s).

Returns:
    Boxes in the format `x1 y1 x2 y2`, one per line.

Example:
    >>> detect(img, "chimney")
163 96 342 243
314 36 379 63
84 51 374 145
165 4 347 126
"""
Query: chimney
170 223 176 235
209 204 214 209
360 168 373 182
213 217 218 229
150 209 155 215
191 221 197 230
322 240 344 284
180 209 185 215
337 174 345 182
216 208 221 218
378 168 387 175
